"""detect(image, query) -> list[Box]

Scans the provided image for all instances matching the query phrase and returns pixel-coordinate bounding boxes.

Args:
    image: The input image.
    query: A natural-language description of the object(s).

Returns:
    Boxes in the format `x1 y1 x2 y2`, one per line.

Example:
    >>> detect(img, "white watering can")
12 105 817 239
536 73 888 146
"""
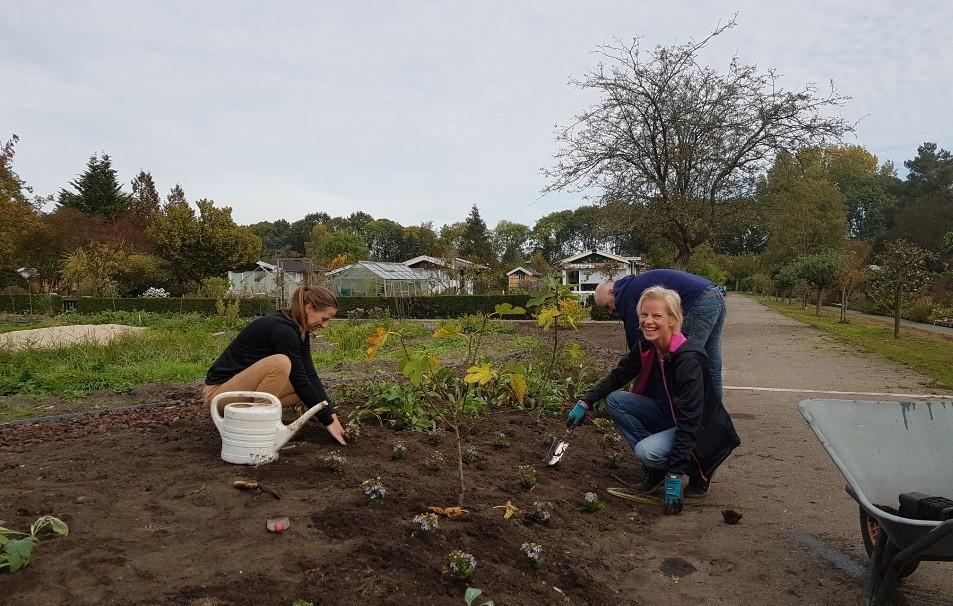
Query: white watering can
210 391 328 465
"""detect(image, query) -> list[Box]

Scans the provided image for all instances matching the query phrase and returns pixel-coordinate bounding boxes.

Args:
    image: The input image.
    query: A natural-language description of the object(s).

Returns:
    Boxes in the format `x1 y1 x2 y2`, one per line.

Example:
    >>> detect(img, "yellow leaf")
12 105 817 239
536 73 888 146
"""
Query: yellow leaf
365 326 389 358
433 322 462 339
464 363 497 385
510 373 527 403
536 306 559 329
492 500 522 519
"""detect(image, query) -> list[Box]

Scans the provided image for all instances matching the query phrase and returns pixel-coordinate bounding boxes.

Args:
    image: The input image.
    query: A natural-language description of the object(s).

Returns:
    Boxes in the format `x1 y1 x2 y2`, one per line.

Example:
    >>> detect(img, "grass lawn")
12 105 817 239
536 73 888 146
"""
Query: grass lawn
754 296 953 391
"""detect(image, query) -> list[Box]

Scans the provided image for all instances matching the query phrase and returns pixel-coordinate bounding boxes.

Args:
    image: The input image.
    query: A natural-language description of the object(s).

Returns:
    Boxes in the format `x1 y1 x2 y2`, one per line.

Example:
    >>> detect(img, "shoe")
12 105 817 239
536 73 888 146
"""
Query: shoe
640 467 665 494
685 475 710 498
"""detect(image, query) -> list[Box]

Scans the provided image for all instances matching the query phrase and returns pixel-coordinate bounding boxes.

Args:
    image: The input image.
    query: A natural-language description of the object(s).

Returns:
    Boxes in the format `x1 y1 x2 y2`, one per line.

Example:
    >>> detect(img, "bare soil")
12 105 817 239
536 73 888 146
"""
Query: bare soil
2 296 952 605
0 324 146 350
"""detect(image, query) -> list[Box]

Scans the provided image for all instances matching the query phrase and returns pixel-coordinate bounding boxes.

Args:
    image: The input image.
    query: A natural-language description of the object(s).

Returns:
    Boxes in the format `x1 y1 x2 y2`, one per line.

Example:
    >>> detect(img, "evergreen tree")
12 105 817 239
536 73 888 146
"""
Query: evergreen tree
458 205 493 264
130 170 160 217
58 153 131 217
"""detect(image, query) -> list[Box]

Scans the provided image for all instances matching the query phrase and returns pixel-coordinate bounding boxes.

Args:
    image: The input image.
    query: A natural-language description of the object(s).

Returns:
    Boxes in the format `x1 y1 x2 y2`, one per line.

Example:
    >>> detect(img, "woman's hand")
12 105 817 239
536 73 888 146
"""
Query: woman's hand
325 413 348 445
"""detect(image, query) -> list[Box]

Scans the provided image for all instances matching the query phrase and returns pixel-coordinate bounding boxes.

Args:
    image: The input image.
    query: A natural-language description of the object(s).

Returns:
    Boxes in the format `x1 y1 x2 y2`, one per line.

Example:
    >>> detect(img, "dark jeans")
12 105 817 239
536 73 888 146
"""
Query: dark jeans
682 287 726 397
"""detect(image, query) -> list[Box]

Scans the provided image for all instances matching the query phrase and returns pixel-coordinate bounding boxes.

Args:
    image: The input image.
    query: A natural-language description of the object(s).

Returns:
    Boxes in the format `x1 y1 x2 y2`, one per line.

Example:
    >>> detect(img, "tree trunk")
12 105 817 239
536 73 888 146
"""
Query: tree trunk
894 287 902 339
454 425 465 506
840 287 848 323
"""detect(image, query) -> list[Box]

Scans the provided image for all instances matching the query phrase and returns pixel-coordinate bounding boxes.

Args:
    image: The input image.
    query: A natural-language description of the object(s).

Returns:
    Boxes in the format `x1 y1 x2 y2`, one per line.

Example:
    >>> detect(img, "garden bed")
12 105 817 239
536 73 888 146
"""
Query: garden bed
2 386 654 605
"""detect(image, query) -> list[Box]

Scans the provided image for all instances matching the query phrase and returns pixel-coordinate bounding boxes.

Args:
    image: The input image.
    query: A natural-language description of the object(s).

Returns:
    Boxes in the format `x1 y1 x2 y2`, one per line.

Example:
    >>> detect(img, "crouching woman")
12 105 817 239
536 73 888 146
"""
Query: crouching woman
203 285 347 446
567 286 739 496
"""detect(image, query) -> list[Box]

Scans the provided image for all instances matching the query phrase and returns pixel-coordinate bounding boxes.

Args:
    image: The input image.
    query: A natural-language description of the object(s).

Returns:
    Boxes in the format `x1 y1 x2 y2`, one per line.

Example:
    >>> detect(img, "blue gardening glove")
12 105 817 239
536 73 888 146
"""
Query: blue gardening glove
566 400 589 428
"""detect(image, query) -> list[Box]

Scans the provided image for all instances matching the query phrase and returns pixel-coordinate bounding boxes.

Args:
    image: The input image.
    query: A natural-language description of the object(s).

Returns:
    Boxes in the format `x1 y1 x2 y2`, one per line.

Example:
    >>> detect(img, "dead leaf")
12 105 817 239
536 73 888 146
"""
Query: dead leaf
492 500 522 519
428 506 469 518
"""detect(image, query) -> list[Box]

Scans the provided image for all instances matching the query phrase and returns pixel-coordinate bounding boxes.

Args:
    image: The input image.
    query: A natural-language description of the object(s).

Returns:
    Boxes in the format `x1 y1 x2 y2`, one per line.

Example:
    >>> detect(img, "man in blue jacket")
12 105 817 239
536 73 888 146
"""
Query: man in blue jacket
593 269 726 397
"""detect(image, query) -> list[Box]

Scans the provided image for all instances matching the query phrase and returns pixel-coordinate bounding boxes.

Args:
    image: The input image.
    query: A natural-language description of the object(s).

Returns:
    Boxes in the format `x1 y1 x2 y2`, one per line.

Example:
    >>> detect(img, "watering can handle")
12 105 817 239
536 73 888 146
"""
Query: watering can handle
210 390 282 431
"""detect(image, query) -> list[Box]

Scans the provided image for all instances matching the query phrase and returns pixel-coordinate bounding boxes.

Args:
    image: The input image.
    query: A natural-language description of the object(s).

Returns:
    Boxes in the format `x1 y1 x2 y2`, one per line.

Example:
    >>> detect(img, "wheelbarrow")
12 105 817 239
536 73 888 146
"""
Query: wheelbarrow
799 399 953 606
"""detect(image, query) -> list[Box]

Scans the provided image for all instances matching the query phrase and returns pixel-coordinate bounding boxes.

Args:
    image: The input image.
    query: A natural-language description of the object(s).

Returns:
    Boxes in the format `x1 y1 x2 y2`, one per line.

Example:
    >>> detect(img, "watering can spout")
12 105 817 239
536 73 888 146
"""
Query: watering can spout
275 400 329 449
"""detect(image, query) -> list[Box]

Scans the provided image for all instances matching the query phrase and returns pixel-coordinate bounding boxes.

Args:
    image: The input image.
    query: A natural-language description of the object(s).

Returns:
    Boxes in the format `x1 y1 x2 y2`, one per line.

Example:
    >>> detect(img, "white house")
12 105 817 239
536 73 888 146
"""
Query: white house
557 250 646 295
227 259 327 303
403 255 489 295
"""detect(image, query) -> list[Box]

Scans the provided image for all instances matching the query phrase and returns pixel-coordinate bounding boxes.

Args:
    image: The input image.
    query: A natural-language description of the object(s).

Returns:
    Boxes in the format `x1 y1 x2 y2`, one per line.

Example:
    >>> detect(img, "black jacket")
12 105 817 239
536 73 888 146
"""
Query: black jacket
581 335 740 478
206 312 334 425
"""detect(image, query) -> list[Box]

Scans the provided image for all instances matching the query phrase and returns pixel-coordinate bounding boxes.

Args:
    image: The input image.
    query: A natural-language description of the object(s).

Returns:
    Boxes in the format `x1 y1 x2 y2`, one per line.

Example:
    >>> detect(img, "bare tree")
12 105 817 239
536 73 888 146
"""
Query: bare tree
543 19 853 267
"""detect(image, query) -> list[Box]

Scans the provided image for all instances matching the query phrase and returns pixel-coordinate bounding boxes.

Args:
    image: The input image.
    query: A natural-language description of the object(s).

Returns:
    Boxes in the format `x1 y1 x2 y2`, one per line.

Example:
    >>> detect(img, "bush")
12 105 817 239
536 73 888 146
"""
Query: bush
74 297 276 316
335 295 532 319
586 294 618 321
0 294 62 314
907 296 935 323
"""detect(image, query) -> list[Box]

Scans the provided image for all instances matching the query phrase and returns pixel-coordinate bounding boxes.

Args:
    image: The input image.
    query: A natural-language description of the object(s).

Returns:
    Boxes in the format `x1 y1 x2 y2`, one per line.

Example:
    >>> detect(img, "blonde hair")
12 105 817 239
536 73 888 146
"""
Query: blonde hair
282 285 338 338
637 286 683 333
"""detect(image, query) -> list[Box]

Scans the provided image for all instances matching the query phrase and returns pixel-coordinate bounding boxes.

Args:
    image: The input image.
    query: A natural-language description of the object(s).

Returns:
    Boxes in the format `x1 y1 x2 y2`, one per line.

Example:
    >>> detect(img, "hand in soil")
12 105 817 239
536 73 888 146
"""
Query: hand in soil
326 414 348 445
721 509 743 524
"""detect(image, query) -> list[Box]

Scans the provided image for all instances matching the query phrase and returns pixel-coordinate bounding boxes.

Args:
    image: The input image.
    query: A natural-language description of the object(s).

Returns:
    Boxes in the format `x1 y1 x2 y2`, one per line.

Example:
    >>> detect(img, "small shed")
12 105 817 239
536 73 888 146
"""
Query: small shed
329 261 430 297
506 266 542 292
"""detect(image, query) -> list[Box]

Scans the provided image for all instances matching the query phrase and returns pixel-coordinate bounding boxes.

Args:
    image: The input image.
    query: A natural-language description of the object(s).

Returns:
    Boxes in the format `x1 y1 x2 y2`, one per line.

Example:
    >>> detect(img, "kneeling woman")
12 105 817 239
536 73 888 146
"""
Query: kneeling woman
203 285 347 446
568 286 739 496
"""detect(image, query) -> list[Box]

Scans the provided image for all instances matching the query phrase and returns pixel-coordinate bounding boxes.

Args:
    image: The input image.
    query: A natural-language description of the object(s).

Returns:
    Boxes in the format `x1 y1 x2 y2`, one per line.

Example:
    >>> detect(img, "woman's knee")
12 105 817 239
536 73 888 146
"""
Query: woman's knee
262 354 292 375
605 390 629 411
634 438 668 467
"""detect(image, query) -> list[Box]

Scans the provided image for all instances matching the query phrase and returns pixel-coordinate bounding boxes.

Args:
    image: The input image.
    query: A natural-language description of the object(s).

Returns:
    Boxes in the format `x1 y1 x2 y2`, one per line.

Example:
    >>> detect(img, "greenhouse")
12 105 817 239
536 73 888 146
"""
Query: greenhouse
329 261 430 297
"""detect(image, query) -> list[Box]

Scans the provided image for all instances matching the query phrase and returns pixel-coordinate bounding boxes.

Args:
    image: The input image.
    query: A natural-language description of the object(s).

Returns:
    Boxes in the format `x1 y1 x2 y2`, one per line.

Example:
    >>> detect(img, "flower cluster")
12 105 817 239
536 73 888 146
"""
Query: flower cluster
518 465 537 489
423 451 444 471
603 432 624 449
493 432 509 448
520 542 544 569
446 550 477 581
462 445 478 465
581 491 605 513
412 512 440 534
141 287 170 298
345 418 362 441
607 451 625 469
322 451 347 472
527 501 553 524
361 477 386 502
390 440 408 460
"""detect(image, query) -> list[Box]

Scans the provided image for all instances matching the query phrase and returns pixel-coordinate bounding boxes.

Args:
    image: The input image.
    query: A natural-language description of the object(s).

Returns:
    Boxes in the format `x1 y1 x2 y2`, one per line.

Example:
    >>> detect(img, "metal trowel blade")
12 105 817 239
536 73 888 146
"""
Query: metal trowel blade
547 438 570 466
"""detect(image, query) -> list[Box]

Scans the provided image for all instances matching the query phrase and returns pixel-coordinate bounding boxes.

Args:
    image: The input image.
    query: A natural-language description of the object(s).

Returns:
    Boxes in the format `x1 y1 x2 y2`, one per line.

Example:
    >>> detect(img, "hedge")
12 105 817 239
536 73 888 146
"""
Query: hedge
0 294 63 314
336 294 533 318
582 293 619 321
74 297 277 316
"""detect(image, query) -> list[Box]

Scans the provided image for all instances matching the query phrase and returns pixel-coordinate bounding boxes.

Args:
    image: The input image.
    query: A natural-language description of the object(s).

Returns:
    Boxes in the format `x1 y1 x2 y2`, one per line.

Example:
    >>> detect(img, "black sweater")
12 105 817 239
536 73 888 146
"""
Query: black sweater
205 313 334 425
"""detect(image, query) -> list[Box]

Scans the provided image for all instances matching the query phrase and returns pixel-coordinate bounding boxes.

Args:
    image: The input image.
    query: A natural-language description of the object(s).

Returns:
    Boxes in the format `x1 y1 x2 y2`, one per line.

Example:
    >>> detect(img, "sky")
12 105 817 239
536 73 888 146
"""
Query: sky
2 1 951 229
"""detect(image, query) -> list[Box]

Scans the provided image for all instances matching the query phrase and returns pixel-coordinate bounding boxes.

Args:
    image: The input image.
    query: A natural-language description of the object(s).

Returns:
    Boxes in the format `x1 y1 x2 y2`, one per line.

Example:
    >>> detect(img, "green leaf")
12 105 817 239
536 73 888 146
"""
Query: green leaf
465 587 482 606
493 303 526 316
504 362 526 375
536 306 560 329
433 322 462 338
401 354 440 386
5 537 36 572
47 517 69 536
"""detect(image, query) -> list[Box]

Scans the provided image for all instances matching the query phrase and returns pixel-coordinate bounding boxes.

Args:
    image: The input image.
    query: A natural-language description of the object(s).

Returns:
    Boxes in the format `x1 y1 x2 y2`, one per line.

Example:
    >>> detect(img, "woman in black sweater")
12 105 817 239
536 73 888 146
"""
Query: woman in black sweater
204 285 347 445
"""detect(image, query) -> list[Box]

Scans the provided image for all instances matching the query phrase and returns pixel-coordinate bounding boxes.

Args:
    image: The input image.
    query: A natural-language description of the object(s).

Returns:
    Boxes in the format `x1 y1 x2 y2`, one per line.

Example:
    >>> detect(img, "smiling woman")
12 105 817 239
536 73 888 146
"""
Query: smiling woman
202 285 348 446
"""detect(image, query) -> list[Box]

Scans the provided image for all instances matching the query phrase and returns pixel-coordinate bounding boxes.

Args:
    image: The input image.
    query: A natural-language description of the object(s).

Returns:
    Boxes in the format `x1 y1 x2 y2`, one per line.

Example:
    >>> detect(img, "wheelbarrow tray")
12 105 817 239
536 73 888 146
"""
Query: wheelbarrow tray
799 399 953 605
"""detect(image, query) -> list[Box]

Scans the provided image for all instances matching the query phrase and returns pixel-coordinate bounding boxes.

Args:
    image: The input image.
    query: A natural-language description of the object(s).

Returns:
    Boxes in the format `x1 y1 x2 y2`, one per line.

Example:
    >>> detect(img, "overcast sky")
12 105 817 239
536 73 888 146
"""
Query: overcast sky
2 1 951 229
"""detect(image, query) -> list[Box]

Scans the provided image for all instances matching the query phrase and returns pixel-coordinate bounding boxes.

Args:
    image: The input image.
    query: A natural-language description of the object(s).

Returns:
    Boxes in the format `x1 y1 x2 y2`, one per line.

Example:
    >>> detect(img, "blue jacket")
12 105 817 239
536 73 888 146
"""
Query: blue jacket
614 270 714 349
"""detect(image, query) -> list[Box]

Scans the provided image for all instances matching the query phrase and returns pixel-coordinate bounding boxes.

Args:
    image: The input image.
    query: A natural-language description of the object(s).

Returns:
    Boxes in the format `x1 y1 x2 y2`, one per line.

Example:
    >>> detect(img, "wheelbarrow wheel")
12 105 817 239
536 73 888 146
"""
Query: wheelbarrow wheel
859 507 920 578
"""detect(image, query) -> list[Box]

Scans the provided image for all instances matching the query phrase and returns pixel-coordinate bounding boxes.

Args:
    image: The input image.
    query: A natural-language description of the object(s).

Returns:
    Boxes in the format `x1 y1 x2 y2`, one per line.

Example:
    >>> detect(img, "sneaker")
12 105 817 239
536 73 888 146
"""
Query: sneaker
685 475 711 498
640 467 665 494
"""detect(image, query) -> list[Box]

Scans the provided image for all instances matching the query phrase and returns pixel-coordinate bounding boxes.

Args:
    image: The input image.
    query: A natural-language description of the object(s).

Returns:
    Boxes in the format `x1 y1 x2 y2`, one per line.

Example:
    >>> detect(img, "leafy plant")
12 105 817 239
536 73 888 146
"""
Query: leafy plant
360 477 386 502
423 451 445 471
527 277 581 378
518 465 537 489
520 542 545 570
322 451 347 472
412 512 440 536
493 432 509 449
581 491 606 513
464 586 495 606
0 515 69 572
390 440 408 460
462 445 478 465
591 418 615 433
526 501 553 524
367 303 526 505
446 550 477 582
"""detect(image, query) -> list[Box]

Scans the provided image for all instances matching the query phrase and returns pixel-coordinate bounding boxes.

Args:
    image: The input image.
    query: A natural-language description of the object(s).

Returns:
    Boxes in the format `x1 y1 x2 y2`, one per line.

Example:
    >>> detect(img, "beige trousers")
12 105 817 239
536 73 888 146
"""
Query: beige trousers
203 354 300 414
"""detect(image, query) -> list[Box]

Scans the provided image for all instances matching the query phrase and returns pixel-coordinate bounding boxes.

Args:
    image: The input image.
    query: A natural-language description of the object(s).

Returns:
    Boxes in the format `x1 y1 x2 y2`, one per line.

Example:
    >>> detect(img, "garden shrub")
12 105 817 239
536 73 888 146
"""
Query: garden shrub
0 294 62 314
907 296 935 323
74 297 276 316
335 294 532 319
